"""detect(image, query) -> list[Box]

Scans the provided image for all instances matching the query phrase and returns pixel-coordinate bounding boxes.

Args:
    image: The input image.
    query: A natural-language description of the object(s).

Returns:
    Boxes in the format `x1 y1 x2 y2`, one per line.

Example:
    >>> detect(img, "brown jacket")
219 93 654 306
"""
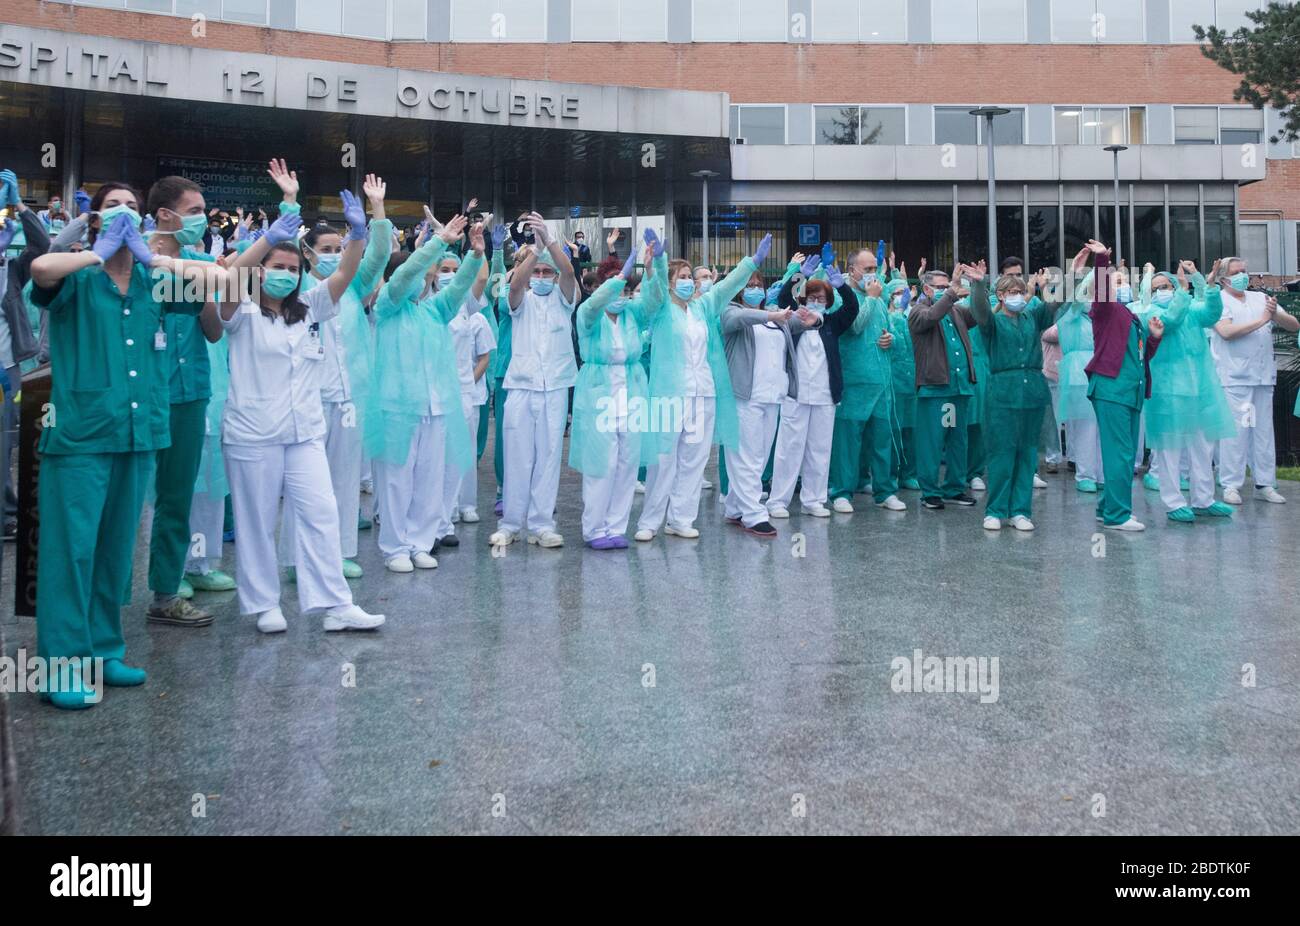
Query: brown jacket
907 290 979 389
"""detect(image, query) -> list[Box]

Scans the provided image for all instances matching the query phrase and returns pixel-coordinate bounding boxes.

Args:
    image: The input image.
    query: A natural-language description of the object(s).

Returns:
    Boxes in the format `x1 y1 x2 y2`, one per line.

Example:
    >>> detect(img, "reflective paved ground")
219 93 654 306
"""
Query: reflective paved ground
4 452 1299 835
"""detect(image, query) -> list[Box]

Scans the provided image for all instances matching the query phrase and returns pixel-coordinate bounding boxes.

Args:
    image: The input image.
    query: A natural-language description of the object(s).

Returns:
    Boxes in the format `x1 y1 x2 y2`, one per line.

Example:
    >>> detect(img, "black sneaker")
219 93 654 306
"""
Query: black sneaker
922 496 945 510
2 517 16 541
951 493 977 506
743 521 777 538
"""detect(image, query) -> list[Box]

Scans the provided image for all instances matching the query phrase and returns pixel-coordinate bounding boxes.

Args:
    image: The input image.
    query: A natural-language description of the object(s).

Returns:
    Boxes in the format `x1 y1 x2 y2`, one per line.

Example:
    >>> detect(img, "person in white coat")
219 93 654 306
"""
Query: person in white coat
489 213 580 549
448 250 497 525
217 193 385 634
1210 257 1298 505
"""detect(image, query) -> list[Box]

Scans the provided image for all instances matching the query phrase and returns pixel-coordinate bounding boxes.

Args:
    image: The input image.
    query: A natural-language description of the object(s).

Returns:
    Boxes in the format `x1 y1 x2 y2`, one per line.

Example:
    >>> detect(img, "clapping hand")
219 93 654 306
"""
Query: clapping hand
265 211 302 246
440 214 469 244
92 213 131 262
267 158 299 199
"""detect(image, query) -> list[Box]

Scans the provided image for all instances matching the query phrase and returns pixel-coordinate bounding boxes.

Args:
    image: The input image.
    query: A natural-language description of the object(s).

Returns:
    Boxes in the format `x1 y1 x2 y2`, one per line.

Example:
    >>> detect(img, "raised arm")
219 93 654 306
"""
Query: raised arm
968 270 993 332
433 223 486 323
525 212 578 304
379 234 451 318
579 275 627 333
326 189 370 305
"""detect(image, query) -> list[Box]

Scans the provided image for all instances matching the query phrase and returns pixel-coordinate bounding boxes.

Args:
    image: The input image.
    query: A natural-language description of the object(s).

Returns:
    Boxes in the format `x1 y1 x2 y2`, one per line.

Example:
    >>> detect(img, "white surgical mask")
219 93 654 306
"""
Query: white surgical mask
1003 294 1027 312
1153 288 1174 305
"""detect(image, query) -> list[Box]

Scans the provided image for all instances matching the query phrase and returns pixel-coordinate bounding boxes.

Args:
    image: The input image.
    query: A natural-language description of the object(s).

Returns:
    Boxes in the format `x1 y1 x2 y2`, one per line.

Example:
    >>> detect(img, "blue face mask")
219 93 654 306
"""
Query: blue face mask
162 211 208 246
1116 285 1133 304
262 269 299 299
805 301 826 313
742 286 765 306
607 297 629 316
314 254 341 277
436 272 456 289
1153 288 1175 305
931 286 948 299
1229 272 1249 290
674 280 696 300
529 277 555 297
1003 294 1027 312
858 271 878 288
99 204 141 229
891 294 904 309
698 279 713 294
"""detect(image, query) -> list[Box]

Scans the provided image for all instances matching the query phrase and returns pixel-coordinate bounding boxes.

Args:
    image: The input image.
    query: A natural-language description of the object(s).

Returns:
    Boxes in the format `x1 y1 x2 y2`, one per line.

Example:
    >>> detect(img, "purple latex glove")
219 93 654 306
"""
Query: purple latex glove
491 224 510 250
821 241 835 268
800 254 821 276
265 211 302 246
123 221 156 266
644 227 665 258
340 189 367 241
752 233 772 266
142 214 157 234
92 213 131 262
620 250 637 278
74 189 92 216
0 220 17 251
826 264 844 288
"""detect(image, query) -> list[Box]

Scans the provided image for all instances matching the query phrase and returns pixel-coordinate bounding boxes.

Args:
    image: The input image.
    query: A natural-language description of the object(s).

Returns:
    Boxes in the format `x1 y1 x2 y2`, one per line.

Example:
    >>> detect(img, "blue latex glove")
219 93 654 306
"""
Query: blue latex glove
0 170 16 209
0 219 17 251
821 241 835 268
800 254 821 277
265 211 302 246
620 250 637 278
74 189 92 216
826 264 844 288
142 214 157 234
340 189 367 240
766 281 784 304
563 244 573 259
899 287 911 311
92 214 130 262
644 227 665 258
249 227 265 243
875 239 887 269
752 233 772 266
123 221 155 266
491 224 509 250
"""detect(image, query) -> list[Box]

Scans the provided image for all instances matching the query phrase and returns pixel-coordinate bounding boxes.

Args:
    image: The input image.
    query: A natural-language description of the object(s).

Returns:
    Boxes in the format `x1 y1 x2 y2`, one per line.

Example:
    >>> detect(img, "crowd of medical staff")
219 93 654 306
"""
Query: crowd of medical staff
0 161 1296 710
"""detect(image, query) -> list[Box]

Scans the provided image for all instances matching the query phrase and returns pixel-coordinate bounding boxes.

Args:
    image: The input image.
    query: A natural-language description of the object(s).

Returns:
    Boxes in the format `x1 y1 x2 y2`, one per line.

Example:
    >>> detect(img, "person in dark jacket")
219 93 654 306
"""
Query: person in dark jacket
766 267 859 519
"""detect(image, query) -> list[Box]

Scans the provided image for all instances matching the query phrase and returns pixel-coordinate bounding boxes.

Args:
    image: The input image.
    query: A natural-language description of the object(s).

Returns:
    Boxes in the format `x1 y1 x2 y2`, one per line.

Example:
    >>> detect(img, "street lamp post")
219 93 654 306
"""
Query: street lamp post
1104 144 1128 264
691 169 719 269
970 107 1010 274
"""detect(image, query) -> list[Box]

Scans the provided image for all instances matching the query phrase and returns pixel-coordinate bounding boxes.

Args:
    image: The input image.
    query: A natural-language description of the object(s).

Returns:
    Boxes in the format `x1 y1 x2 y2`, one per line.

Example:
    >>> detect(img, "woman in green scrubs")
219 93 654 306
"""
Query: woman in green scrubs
29 182 212 709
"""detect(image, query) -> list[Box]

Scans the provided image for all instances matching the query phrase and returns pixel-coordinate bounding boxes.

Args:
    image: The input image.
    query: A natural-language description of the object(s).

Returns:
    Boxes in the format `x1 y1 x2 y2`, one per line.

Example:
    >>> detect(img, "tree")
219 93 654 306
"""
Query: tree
1195 2 1300 142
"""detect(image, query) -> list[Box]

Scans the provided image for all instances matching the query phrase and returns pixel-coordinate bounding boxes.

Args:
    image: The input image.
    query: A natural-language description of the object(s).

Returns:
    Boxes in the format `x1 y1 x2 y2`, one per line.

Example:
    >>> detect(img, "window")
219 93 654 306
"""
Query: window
932 0 1026 43
1220 107 1263 145
1051 0 1143 42
1174 107 1218 144
1239 223 1269 272
175 1 222 19
1129 107 1146 144
1171 0 1257 41
343 0 386 38
1054 106 1133 144
221 0 267 24
297 0 342 33
392 0 428 39
451 0 547 42
937 106 1024 145
812 0 908 42
127 0 173 12
694 0 788 42
730 105 786 144
814 106 905 144
573 0 668 40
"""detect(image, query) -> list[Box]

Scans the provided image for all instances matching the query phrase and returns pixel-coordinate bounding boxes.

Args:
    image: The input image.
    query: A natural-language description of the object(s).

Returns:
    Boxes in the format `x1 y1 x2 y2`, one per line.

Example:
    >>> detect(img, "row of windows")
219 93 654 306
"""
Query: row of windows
54 0 1268 44
731 104 1265 146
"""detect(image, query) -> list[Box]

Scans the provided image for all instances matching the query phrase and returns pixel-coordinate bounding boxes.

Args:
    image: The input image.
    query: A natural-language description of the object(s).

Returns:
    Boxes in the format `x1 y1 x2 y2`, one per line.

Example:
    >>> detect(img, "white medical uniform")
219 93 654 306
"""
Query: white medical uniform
221 286 352 616
723 322 788 528
769 325 835 510
500 280 579 536
581 317 639 542
448 297 496 517
1211 289 1278 490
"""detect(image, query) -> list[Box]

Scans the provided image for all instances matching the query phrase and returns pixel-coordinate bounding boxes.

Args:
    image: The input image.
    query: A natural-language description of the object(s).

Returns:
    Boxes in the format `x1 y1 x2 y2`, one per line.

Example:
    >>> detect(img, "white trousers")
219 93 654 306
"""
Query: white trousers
1219 384 1276 489
225 437 351 616
185 490 225 575
1065 416 1103 483
724 399 781 528
1043 382 1064 465
1156 434 1216 511
375 414 447 560
500 387 569 535
638 396 716 532
769 400 835 510
582 428 639 541
279 400 361 563
455 393 484 514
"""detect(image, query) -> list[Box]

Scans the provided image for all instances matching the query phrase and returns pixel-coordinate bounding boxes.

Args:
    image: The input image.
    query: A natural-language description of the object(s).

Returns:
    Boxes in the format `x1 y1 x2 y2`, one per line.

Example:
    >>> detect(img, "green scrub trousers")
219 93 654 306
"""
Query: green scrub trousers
37 450 154 661
148 398 208 595
830 414 897 503
915 395 969 499
984 404 1044 520
1092 398 1141 525
897 427 917 483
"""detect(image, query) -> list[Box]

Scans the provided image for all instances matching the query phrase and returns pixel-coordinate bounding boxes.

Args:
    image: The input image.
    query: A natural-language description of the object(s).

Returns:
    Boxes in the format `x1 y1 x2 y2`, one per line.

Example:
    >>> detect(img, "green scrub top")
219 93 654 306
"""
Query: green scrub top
163 246 216 404
917 314 976 399
1087 318 1146 410
979 302 1053 410
32 262 201 455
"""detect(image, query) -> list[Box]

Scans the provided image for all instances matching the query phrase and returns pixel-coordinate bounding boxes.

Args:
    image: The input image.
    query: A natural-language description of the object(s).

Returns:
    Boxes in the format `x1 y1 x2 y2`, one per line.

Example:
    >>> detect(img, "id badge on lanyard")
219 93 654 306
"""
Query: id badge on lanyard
155 324 167 352
302 322 324 361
